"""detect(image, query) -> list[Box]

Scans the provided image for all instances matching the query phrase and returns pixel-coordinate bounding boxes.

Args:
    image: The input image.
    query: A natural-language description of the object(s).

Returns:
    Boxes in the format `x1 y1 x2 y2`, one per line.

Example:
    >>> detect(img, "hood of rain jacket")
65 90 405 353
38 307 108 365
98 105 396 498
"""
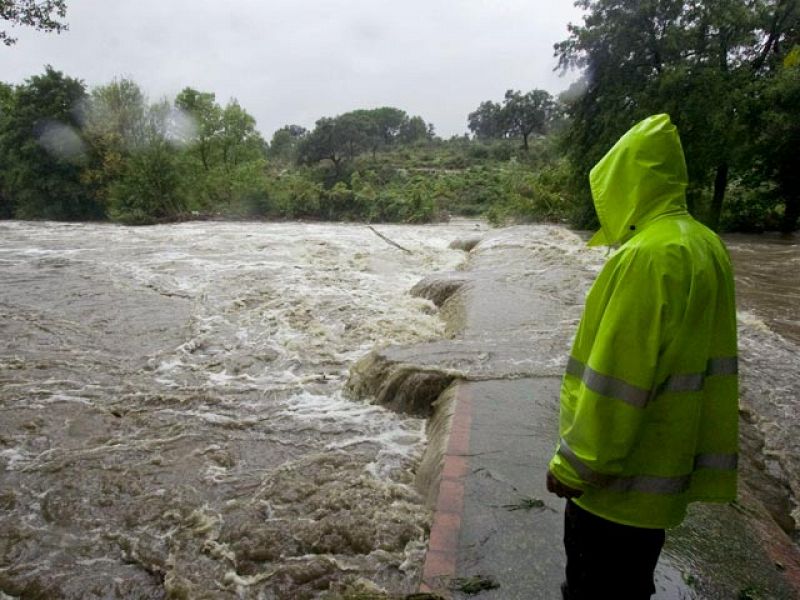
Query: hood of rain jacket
587 113 689 247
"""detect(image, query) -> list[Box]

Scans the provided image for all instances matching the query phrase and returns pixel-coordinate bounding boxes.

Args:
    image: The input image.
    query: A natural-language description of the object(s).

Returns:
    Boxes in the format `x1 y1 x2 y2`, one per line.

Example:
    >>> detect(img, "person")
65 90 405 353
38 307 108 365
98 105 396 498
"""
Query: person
546 114 739 599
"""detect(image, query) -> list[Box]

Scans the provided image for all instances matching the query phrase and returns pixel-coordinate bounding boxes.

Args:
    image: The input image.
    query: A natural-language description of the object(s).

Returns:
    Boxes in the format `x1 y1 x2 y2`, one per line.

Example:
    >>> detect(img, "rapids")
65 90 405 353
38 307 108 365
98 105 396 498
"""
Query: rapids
0 220 797 598
0 220 478 598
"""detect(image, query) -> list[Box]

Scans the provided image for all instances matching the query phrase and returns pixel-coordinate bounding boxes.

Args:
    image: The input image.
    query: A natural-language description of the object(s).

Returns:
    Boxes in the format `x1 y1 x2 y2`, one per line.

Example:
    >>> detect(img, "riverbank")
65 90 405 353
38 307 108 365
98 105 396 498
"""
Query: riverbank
348 225 800 599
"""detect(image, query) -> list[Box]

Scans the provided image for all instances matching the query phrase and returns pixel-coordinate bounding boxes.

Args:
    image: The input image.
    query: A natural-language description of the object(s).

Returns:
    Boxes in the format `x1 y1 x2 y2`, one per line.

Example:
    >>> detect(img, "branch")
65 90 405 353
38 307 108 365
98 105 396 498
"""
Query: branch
367 226 413 254
752 0 798 73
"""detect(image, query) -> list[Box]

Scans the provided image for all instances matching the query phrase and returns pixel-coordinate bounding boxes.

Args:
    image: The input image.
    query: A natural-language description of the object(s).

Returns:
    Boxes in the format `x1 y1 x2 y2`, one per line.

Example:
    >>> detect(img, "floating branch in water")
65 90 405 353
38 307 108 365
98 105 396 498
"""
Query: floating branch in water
368 226 413 254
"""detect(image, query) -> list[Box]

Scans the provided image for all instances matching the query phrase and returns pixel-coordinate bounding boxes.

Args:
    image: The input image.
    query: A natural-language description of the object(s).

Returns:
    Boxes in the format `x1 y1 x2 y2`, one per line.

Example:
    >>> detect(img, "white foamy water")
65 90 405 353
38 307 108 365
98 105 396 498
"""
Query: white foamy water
0 219 483 598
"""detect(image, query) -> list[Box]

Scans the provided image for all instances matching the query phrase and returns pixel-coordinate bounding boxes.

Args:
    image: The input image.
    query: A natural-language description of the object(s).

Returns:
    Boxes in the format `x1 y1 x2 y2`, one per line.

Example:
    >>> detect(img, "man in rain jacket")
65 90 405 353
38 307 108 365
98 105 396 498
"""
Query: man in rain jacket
546 114 738 599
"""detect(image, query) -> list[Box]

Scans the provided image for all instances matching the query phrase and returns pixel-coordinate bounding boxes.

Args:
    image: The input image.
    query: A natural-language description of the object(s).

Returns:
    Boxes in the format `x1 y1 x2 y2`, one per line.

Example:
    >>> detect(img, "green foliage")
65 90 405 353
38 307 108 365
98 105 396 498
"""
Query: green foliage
556 0 800 232
468 89 560 150
269 171 323 218
398 115 432 145
297 107 434 176
720 180 784 233
501 89 559 150
267 124 307 164
0 70 453 225
106 104 187 225
484 161 572 226
746 47 800 232
173 88 267 210
80 77 148 210
175 87 223 175
467 100 504 139
0 66 102 220
1 0 68 46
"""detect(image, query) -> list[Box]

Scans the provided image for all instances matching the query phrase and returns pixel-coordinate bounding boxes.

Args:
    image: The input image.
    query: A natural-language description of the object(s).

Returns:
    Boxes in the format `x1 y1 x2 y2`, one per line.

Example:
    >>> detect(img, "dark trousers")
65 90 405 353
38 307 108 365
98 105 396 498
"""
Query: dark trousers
562 500 665 600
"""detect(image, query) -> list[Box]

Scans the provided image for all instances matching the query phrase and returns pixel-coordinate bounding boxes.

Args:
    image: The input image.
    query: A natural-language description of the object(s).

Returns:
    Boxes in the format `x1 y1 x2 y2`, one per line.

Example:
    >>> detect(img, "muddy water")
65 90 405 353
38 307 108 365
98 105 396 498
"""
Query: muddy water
725 233 800 537
1 221 798 599
0 220 482 599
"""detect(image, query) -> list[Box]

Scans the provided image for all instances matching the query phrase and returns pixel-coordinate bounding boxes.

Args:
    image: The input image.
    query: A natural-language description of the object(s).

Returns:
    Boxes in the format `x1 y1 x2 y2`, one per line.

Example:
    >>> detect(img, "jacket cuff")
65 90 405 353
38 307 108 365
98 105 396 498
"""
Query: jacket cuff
549 454 587 491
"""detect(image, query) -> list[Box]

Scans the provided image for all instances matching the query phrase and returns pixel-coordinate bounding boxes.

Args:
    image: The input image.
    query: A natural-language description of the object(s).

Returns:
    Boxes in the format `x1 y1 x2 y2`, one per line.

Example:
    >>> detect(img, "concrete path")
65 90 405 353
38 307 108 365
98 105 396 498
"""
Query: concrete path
411 227 800 600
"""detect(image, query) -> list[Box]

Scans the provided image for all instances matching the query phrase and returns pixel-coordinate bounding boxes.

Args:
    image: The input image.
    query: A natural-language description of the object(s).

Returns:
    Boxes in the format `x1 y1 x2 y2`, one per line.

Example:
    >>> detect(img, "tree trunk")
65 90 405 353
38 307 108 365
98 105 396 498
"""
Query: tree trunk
781 191 799 234
708 163 729 231
522 132 529 152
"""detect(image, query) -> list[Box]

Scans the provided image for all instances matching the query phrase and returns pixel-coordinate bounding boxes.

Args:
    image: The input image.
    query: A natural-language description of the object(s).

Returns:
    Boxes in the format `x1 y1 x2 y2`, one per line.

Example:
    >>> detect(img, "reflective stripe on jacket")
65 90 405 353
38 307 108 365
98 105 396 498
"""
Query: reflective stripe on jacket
548 114 738 529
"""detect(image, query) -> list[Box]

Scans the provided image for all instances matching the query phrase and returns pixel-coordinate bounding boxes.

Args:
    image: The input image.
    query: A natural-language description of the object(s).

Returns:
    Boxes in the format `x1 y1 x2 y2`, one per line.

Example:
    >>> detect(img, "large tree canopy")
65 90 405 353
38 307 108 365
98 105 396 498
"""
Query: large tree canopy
557 0 800 230
297 107 433 172
174 87 266 207
0 65 98 219
267 124 307 163
1 0 68 45
468 89 559 150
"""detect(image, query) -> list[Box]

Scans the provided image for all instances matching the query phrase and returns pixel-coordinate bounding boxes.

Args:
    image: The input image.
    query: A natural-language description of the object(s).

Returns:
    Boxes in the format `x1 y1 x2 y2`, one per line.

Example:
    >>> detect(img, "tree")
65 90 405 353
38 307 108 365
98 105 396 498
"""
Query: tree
173 88 266 207
297 114 368 174
468 90 559 149
748 44 800 232
106 100 186 224
175 87 222 171
500 89 558 151
267 124 307 163
0 65 100 219
336 107 405 156
468 100 504 140
556 0 800 230
80 78 148 208
365 106 407 148
0 80 11 107
0 80 13 216
298 107 433 174
1 0 68 45
398 115 433 144
217 100 265 168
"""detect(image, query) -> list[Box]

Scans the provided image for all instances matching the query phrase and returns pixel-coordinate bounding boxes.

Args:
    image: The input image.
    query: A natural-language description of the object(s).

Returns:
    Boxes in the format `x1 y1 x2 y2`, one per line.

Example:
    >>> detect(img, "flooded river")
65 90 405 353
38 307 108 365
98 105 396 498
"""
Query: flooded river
0 220 476 599
0 221 798 598
725 233 800 540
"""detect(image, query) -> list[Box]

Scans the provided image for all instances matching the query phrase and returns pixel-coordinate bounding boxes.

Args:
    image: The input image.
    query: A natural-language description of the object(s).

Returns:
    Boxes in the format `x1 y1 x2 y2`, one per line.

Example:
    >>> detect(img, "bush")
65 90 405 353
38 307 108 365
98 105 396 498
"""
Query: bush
108 142 186 224
720 181 783 232
484 160 573 225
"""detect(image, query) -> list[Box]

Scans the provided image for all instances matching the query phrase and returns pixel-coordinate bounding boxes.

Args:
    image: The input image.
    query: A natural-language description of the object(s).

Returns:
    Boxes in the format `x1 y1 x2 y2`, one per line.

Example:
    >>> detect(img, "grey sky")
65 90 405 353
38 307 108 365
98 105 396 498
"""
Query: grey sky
2 1 585 139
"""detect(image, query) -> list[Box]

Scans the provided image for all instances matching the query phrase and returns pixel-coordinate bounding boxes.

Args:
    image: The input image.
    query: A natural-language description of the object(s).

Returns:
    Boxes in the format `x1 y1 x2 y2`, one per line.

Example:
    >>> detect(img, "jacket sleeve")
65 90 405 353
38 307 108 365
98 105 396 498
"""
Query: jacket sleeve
549 248 668 490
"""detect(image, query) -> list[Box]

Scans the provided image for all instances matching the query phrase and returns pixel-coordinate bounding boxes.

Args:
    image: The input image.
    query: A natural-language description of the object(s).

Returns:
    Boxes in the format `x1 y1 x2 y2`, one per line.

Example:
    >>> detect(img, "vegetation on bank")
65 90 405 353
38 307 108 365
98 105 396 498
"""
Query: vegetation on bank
0 68 568 226
0 1 798 232
557 0 799 234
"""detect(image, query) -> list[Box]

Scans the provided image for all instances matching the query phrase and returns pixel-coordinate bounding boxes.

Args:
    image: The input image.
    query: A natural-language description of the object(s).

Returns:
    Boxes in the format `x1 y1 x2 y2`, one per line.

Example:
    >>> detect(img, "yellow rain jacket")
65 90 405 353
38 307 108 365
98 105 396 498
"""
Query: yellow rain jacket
548 114 738 529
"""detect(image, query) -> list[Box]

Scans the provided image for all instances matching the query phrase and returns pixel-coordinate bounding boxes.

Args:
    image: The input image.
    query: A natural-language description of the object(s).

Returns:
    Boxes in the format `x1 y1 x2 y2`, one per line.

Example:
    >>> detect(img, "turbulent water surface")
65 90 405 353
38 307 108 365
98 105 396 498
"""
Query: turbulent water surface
0 221 798 599
725 233 800 537
0 220 479 599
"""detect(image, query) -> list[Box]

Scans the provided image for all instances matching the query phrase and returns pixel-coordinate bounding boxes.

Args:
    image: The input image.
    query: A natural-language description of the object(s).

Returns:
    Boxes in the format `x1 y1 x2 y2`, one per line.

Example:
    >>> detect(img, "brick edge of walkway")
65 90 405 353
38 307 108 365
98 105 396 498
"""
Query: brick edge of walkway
419 383 472 597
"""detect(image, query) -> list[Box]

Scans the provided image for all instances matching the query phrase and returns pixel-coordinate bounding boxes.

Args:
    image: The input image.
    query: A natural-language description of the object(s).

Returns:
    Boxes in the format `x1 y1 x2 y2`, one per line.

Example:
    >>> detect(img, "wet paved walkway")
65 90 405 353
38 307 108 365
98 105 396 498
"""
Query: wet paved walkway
413 227 800 599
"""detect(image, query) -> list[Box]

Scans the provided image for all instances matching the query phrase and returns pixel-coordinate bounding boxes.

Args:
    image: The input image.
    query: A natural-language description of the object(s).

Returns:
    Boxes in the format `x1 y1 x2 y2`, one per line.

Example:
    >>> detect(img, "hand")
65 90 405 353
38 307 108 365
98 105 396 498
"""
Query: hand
546 470 584 499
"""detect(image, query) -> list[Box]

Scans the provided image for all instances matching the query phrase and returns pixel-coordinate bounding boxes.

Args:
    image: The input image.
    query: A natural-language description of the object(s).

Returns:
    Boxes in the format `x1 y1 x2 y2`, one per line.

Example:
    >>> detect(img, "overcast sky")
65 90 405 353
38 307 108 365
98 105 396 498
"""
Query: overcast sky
2 1 585 139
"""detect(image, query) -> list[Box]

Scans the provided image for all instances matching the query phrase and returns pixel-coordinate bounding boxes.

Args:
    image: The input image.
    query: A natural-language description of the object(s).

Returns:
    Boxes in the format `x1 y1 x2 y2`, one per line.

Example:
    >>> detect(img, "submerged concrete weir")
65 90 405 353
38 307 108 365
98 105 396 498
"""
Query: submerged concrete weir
347 226 800 599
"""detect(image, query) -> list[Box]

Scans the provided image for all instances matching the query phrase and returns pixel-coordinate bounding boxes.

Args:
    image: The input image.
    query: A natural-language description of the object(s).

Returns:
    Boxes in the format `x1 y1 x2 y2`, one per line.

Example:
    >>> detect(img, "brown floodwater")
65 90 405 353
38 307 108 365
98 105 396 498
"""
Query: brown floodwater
726 233 800 345
0 222 797 599
724 232 800 538
0 220 477 599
